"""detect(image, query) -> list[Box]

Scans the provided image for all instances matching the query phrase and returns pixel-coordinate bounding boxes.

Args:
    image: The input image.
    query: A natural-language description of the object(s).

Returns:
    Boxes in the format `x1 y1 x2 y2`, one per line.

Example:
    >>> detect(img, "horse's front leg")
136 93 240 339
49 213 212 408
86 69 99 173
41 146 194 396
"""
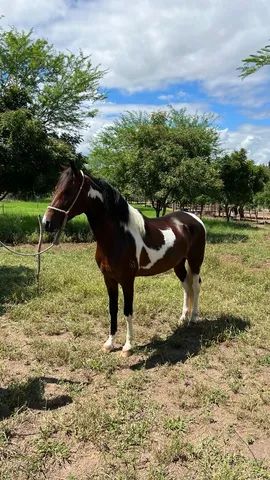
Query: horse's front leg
122 279 135 356
103 276 119 352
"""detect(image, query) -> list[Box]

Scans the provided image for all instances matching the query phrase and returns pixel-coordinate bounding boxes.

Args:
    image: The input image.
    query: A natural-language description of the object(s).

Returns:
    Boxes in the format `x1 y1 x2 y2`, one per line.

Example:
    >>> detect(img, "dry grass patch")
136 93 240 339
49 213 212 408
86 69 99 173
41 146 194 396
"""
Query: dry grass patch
0 219 269 479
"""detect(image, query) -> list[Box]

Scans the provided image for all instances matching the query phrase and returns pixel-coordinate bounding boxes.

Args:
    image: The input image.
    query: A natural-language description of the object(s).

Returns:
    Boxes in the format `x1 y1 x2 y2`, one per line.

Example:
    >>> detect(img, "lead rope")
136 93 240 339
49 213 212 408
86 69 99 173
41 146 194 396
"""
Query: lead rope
0 216 58 293
0 170 85 292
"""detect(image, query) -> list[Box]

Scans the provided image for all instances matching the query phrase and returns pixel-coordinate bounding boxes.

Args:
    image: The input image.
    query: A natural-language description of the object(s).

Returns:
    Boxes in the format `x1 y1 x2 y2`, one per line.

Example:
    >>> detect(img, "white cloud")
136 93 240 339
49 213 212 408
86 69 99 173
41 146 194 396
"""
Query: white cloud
1 0 270 106
220 125 270 164
158 90 188 101
1 0 270 163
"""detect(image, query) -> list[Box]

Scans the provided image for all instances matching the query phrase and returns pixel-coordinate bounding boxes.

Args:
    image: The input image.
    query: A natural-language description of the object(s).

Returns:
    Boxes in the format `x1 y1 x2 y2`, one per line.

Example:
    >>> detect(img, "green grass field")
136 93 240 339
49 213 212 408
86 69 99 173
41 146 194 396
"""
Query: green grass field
0 213 269 479
0 200 154 244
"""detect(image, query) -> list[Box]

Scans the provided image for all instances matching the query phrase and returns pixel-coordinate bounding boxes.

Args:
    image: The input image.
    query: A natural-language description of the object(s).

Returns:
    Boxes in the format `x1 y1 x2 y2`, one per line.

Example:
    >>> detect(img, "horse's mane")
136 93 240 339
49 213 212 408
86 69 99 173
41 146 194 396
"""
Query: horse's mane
56 167 76 191
89 175 130 224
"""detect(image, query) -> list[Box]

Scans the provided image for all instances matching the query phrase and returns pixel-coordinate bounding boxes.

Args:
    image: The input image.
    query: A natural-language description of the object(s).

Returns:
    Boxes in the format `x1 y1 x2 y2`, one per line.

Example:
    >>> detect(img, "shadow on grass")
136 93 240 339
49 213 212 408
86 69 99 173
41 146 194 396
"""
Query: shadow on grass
207 232 249 244
0 265 35 316
0 376 83 419
205 219 257 244
132 314 250 370
204 219 256 230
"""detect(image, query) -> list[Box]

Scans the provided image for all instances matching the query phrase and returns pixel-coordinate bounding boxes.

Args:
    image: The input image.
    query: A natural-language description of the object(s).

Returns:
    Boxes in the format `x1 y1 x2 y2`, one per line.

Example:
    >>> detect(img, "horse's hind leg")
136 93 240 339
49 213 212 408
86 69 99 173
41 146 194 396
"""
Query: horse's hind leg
190 273 200 322
174 259 193 325
103 276 119 352
187 255 203 323
121 278 135 357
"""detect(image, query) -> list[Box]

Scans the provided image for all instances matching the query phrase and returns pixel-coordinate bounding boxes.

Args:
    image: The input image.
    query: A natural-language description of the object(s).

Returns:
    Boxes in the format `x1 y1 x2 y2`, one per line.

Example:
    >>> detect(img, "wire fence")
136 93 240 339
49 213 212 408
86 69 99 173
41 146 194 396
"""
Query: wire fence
1 200 270 223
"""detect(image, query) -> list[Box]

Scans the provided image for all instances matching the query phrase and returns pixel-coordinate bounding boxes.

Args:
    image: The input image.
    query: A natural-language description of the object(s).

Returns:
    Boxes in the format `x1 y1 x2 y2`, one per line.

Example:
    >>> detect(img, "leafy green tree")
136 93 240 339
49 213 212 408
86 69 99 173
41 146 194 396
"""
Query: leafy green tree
0 28 104 131
89 108 220 216
254 181 270 208
239 44 270 77
0 27 104 197
0 109 82 197
176 158 222 214
219 148 268 220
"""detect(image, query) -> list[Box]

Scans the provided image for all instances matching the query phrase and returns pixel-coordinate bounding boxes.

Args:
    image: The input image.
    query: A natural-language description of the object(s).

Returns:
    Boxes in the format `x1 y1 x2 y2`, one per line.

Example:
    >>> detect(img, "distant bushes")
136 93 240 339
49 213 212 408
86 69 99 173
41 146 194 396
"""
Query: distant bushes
0 214 94 244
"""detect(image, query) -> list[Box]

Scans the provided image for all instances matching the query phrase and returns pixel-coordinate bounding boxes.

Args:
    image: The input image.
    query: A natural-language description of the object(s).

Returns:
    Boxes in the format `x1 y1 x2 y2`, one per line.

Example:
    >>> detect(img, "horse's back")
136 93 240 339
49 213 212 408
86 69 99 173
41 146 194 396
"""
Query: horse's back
145 210 206 240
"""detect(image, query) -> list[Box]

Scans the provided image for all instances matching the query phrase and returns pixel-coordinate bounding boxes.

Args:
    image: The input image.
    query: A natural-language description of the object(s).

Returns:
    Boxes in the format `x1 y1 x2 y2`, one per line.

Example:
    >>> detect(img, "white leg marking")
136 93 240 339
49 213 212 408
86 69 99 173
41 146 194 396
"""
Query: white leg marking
191 274 200 323
180 277 192 324
103 334 115 352
122 315 133 355
180 263 193 325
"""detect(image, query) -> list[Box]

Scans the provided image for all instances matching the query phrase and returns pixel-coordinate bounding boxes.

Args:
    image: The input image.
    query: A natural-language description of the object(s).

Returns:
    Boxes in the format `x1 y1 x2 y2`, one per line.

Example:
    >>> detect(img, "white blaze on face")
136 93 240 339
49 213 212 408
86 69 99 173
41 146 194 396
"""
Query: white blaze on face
123 204 176 270
88 186 104 202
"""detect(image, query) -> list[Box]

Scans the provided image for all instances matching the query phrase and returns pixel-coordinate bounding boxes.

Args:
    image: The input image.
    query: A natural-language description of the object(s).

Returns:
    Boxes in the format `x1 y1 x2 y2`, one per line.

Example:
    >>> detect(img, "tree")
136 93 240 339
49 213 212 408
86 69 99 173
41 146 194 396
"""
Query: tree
89 108 220 216
176 158 222 214
0 109 83 197
0 27 105 197
239 43 270 77
218 149 268 220
254 181 270 209
0 28 105 131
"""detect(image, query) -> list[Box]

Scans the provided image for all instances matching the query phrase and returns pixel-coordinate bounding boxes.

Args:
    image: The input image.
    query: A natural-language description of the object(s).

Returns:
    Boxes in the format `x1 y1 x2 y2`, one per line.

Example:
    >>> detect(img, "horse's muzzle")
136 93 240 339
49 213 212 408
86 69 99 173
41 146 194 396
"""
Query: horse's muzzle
44 220 53 232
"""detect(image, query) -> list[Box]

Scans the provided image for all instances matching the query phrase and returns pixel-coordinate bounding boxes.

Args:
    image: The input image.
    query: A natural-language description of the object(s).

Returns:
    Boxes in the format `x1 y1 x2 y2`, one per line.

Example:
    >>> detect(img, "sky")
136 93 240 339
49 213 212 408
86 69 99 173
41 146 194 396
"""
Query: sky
1 0 270 163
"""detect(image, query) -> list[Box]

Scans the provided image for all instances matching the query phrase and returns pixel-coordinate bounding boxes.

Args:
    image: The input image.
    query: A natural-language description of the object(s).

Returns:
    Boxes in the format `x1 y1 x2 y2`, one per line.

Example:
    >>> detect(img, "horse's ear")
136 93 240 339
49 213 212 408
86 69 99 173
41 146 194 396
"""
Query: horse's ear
69 160 79 176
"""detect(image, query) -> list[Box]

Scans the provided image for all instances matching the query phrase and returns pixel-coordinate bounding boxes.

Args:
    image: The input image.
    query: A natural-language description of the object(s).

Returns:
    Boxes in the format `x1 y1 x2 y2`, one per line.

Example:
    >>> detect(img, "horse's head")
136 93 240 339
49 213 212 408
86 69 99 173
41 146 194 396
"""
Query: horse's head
43 162 86 233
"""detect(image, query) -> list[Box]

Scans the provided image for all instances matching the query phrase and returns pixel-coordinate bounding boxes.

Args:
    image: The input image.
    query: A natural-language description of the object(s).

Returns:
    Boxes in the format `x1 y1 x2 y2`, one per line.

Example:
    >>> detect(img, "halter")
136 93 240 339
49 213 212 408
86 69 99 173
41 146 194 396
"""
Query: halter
47 169 85 241
48 169 85 216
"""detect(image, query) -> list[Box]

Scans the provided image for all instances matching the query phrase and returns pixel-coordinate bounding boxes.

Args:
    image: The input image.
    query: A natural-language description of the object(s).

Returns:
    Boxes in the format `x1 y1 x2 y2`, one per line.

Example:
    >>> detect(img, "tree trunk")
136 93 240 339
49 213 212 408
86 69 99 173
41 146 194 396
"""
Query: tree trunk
225 204 230 222
162 205 167 216
152 199 162 217
200 204 204 217
239 205 244 220
0 192 8 201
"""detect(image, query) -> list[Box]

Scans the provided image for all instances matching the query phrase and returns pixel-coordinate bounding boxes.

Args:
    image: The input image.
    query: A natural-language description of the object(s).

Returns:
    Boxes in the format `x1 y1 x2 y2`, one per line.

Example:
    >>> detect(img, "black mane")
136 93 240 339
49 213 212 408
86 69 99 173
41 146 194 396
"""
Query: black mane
89 175 130 225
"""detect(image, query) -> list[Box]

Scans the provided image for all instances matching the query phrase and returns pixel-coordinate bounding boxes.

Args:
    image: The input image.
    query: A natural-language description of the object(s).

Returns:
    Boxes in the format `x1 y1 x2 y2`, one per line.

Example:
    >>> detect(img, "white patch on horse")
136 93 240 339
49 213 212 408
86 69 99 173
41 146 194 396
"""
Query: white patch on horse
184 212 206 232
142 228 175 270
127 205 145 236
123 204 176 270
88 186 104 202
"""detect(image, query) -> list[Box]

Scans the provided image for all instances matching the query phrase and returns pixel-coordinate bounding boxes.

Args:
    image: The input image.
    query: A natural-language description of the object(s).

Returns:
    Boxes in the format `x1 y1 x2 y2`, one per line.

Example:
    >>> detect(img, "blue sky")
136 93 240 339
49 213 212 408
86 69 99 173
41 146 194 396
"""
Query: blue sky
1 0 270 163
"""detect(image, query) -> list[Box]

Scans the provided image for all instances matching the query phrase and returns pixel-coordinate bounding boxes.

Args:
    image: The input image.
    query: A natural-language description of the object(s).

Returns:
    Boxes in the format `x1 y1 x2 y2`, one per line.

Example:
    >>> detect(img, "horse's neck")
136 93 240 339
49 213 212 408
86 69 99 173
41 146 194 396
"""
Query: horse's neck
85 195 145 253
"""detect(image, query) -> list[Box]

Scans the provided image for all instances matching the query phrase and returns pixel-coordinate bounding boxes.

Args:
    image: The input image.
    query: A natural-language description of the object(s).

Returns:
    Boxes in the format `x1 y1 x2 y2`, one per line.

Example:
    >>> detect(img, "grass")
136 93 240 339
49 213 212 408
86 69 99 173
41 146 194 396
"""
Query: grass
0 198 93 244
0 200 154 244
0 216 269 478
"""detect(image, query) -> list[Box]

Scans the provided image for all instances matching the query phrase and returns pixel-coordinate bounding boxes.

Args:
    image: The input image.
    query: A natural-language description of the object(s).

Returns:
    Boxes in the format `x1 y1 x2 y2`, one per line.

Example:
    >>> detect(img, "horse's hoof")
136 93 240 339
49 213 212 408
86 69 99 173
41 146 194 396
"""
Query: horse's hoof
121 348 132 357
190 314 200 324
103 343 115 353
179 315 190 326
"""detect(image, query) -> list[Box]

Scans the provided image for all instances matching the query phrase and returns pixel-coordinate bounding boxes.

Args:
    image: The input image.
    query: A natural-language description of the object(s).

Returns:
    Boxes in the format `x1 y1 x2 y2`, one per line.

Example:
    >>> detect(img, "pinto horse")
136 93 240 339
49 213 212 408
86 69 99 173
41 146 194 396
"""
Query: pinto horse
43 165 206 356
